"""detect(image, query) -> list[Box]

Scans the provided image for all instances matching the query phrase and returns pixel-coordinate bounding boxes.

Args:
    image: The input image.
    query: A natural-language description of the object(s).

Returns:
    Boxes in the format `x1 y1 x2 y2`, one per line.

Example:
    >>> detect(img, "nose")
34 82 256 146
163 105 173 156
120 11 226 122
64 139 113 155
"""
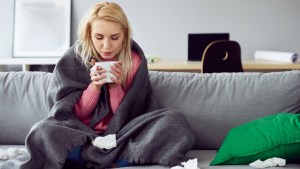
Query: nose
103 39 111 49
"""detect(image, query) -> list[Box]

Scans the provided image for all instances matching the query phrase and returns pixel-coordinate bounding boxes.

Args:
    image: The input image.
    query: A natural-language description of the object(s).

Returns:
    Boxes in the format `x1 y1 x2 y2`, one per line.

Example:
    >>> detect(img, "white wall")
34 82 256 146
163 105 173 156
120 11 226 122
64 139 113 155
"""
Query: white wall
73 0 300 60
1 0 300 61
0 0 14 59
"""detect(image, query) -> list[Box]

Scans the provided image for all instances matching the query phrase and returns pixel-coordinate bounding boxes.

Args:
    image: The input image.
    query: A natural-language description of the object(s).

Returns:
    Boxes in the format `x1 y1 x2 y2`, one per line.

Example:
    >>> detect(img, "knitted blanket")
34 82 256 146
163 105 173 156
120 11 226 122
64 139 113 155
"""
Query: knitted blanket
0 41 195 169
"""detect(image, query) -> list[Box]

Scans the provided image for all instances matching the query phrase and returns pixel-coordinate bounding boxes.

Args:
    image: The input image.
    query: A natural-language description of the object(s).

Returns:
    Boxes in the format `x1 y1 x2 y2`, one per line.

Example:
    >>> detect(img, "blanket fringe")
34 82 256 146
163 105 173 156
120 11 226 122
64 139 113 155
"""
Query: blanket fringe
57 134 94 169
117 154 176 167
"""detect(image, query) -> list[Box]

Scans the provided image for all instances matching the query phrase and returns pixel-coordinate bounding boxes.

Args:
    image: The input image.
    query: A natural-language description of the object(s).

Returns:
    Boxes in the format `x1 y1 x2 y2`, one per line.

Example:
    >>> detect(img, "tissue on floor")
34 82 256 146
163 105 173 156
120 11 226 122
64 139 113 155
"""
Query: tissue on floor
249 157 286 168
171 158 200 169
254 50 299 63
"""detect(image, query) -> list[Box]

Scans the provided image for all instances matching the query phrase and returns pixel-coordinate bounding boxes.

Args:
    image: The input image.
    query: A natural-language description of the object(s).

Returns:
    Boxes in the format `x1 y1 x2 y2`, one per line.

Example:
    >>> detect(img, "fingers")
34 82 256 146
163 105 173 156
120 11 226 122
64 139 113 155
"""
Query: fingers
90 58 97 66
91 73 106 83
90 61 123 89
90 66 107 90
110 62 123 85
93 68 107 76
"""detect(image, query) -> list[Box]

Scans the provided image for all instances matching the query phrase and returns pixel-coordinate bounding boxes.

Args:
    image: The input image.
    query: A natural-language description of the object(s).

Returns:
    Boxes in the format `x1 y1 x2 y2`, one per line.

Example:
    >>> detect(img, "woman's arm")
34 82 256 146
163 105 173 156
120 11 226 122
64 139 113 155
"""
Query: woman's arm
74 83 101 120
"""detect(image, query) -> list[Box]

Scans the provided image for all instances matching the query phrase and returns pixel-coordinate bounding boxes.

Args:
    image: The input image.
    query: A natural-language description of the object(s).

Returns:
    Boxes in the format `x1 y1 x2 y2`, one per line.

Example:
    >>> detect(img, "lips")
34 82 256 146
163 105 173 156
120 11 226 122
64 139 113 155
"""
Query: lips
102 52 113 56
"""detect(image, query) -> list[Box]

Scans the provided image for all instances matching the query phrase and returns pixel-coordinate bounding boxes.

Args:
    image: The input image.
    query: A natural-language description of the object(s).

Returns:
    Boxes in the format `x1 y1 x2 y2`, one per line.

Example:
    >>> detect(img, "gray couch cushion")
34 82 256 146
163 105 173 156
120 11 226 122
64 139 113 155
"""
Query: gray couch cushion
0 72 52 144
148 71 300 150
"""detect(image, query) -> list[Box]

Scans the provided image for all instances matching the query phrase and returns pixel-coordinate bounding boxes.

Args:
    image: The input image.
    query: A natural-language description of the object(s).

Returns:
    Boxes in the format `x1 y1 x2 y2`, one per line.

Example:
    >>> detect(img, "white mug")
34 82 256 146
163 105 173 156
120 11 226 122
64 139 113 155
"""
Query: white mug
95 61 117 83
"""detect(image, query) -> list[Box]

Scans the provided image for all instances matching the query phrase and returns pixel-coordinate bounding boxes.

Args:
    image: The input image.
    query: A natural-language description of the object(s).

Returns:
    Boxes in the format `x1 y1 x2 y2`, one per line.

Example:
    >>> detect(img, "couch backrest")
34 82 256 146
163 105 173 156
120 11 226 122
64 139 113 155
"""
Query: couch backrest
148 71 300 150
0 71 52 144
2 70 300 149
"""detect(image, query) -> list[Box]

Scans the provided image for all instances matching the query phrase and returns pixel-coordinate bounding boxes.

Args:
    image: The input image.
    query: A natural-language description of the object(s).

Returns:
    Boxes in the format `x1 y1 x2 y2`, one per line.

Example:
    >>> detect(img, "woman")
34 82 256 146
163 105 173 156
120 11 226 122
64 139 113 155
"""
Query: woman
73 1 141 135
18 2 195 169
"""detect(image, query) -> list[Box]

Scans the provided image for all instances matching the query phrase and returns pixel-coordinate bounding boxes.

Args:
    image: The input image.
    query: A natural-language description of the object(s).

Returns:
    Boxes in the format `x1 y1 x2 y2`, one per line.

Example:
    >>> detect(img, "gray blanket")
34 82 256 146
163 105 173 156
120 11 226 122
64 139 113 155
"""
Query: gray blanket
0 41 195 169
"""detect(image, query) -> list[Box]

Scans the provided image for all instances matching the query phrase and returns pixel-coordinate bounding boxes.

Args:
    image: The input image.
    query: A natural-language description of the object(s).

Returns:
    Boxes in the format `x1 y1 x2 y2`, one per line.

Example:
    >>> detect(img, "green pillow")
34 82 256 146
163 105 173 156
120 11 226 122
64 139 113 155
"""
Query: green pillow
210 113 300 165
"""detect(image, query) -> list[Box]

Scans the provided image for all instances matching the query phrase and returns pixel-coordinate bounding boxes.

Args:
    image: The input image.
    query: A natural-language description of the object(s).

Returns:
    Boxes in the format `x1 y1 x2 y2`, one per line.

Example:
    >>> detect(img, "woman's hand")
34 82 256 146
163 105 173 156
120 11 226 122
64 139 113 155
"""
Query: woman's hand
90 59 107 91
109 62 123 89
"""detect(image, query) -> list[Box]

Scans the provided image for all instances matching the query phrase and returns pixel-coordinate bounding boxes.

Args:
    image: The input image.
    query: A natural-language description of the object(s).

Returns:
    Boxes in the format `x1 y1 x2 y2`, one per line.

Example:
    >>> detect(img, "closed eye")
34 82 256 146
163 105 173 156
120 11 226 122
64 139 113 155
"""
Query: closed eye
111 35 119 40
95 35 103 40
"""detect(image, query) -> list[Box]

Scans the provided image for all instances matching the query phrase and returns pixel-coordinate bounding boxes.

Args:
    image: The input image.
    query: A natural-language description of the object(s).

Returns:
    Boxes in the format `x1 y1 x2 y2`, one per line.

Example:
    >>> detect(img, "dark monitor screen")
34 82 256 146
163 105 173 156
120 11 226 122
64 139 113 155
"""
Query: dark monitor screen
188 33 230 61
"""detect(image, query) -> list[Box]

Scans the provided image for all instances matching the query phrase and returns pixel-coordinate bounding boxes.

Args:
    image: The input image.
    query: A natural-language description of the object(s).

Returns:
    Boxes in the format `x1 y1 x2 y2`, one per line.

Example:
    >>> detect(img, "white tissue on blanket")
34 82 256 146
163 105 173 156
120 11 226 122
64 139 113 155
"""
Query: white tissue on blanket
171 158 200 169
254 50 299 63
92 134 117 149
0 148 26 160
249 157 286 168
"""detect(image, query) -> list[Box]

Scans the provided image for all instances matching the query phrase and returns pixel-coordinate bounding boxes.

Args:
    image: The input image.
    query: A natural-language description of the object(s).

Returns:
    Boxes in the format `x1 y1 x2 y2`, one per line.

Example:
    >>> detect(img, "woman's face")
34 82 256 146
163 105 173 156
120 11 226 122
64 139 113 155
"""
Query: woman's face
91 19 124 60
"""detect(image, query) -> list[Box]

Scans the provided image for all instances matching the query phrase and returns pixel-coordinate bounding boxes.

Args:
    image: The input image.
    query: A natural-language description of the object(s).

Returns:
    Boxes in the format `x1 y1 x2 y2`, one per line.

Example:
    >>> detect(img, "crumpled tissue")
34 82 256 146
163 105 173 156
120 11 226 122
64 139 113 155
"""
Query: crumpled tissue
249 157 286 168
92 134 117 149
0 148 26 160
171 158 200 169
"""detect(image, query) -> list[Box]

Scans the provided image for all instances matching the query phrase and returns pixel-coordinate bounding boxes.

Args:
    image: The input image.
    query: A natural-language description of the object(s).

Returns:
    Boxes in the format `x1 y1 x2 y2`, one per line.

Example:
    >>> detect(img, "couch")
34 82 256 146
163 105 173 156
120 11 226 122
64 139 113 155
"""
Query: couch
1 70 300 169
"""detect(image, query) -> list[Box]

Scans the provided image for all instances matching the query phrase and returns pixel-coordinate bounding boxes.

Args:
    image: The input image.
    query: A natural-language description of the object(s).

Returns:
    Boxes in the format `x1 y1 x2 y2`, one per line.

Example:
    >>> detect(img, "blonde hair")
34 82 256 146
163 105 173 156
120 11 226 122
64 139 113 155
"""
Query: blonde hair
75 2 133 86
